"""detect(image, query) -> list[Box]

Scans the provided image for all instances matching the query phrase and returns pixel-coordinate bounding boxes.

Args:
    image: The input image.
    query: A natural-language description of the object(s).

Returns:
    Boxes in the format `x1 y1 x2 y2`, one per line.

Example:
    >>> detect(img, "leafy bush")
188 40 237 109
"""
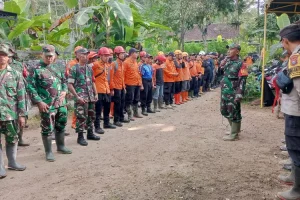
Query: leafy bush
244 73 261 102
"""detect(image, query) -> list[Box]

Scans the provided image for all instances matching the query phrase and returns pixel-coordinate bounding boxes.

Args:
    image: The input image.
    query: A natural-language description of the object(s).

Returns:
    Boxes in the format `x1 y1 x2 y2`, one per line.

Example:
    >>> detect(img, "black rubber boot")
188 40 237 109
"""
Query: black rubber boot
87 130 100 140
42 135 55 162
6 143 26 170
77 132 88 146
0 146 7 178
120 118 130 123
147 106 155 113
277 165 300 199
18 129 30 147
104 123 117 129
141 107 148 116
55 131 72 154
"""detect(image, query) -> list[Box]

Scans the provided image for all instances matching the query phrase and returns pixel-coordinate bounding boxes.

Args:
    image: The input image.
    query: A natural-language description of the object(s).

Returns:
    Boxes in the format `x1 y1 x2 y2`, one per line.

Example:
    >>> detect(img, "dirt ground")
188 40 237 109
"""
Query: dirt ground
0 89 289 200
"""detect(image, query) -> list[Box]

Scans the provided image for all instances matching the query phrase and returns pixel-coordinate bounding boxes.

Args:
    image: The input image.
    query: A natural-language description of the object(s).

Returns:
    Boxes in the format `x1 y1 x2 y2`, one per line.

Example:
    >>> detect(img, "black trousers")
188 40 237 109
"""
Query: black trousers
175 81 182 94
140 78 153 108
95 93 111 128
285 114 300 167
125 85 140 107
190 77 199 96
112 89 125 122
203 73 210 92
164 82 174 105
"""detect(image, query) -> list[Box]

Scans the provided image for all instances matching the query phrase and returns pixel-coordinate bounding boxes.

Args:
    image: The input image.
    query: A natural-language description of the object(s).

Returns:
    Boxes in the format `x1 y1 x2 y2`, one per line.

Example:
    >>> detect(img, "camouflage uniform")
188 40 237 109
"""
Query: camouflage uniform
68 63 97 133
0 65 27 144
26 60 68 136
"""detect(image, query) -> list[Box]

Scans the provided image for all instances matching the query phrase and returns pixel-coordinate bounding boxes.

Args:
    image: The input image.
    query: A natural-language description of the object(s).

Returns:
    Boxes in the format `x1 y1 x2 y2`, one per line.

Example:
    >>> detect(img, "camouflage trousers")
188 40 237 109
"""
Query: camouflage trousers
40 106 68 136
220 93 242 123
75 102 95 133
0 120 18 145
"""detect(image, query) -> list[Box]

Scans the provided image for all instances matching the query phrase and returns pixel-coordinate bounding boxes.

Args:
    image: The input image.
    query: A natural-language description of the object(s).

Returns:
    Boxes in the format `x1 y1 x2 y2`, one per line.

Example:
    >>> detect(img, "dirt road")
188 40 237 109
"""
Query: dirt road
0 90 288 200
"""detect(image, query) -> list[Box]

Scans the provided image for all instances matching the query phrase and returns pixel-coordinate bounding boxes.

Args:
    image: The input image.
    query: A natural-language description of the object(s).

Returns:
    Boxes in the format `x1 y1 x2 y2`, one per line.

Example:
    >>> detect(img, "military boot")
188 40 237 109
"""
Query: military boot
0 146 7 179
6 143 26 170
87 129 100 140
277 165 300 200
94 116 105 134
278 164 295 185
147 105 155 113
18 129 30 147
133 105 143 118
223 122 240 141
42 135 55 162
55 131 72 154
141 107 148 116
153 99 160 112
158 98 164 110
77 132 88 146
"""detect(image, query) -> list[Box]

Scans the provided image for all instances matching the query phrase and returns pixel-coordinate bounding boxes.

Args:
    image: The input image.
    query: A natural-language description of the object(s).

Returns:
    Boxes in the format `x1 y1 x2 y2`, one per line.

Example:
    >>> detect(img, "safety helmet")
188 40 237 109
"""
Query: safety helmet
108 48 113 55
156 55 166 63
139 51 147 57
182 52 188 57
88 51 98 59
199 51 206 55
114 46 125 54
74 46 83 54
98 47 110 56
174 50 182 55
157 51 164 56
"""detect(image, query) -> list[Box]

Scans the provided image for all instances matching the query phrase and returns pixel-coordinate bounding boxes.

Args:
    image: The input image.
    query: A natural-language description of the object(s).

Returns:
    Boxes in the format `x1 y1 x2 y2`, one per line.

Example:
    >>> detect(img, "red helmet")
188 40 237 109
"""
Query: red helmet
114 46 125 54
108 48 113 55
139 51 147 57
156 55 166 63
98 47 110 56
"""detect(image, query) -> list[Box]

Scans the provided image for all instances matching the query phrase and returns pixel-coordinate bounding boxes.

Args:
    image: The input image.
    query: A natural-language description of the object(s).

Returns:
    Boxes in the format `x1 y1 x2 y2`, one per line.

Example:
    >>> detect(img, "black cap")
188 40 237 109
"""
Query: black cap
76 48 89 54
279 22 300 40
129 48 139 55
167 52 175 57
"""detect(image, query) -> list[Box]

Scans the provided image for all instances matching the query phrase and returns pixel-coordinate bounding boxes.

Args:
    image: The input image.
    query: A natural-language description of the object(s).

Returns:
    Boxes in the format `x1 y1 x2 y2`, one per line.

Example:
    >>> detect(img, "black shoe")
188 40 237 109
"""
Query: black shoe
95 128 105 134
114 122 123 127
120 119 130 123
87 131 100 141
104 123 117 129
77 133 88 146
147 108 155 113
141 108 148 116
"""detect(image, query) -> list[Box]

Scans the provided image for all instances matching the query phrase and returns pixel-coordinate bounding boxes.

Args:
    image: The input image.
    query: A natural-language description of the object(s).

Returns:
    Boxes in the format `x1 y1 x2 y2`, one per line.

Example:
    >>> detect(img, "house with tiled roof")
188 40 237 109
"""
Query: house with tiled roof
184 23 239 42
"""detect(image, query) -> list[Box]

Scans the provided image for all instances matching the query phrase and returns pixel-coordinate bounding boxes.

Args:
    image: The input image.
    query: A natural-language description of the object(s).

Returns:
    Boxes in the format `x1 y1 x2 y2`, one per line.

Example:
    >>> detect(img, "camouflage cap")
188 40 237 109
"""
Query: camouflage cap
76 48 89 54
279 23 300 40
42 45 56 56
0 43 13 56
226 43 241 51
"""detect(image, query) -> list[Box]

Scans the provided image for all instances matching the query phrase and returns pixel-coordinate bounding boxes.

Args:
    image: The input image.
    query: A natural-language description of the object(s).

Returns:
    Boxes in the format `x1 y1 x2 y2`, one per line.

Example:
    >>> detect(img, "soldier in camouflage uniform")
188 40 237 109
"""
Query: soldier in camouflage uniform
0 43 27 179
68 48 100 146
26 45 72 162
220 43 248 141
7 45 30 146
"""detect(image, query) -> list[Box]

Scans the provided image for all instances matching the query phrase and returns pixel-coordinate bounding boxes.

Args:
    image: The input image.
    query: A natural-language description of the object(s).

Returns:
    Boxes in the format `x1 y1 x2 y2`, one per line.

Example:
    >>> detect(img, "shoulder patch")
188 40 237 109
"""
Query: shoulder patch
238 63 248 77
289 54 299 66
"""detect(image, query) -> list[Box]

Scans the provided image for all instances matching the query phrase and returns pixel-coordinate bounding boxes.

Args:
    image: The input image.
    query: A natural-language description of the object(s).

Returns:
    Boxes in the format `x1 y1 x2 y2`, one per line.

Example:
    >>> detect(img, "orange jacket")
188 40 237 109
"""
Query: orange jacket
66 59 78 76
109 59 125 90
189 61 198 77
163 59 176 83
92 60 110 94
182 61 191 81
123 58 142 86
174 59 184 82
195 61 204 75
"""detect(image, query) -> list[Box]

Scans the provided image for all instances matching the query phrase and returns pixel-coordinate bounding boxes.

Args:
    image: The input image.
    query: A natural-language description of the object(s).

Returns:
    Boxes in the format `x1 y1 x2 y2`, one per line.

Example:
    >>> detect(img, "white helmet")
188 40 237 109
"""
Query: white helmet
199 51 205 55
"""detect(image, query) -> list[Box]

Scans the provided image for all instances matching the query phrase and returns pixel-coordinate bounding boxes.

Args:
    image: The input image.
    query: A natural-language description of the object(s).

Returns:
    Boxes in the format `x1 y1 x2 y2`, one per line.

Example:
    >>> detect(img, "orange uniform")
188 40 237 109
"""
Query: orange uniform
109 59 125 90
189 61 198 77
174 59 184 82
182 61 191 81
123 58 142 86
195 61 204 75
92 60 110 94
66 59 78 76
163 59 176 83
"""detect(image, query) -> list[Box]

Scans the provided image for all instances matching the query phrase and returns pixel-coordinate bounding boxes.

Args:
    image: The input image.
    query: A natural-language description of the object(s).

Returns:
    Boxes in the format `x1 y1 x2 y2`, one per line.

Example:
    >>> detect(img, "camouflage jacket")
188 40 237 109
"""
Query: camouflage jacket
9 59 24 74
26 61 67 109
221 58 248 100
0 65 27 121
68 64 96 102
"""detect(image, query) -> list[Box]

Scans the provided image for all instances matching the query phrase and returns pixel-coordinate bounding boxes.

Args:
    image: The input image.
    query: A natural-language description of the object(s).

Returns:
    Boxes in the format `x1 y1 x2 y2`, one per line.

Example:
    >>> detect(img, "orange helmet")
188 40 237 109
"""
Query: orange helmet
157 51 164 56
139 51 147 57
74 46 83 54
88 51 98 59
182 52 188 57
114 46 125 54
98 47 110 56
156 55 166 63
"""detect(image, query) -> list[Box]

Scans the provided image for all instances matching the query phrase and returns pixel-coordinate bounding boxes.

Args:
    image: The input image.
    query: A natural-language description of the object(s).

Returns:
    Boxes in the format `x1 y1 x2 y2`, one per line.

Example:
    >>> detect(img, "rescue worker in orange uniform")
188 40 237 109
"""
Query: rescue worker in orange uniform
93 47 116 134
174 50 184 105
109 46 130 126
88 51 99 64
65 46 83 129
181 52 191 102
123 48 143 120
189 54 199 98
196 54 205 95
108 48 114 119
163 52 178 109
